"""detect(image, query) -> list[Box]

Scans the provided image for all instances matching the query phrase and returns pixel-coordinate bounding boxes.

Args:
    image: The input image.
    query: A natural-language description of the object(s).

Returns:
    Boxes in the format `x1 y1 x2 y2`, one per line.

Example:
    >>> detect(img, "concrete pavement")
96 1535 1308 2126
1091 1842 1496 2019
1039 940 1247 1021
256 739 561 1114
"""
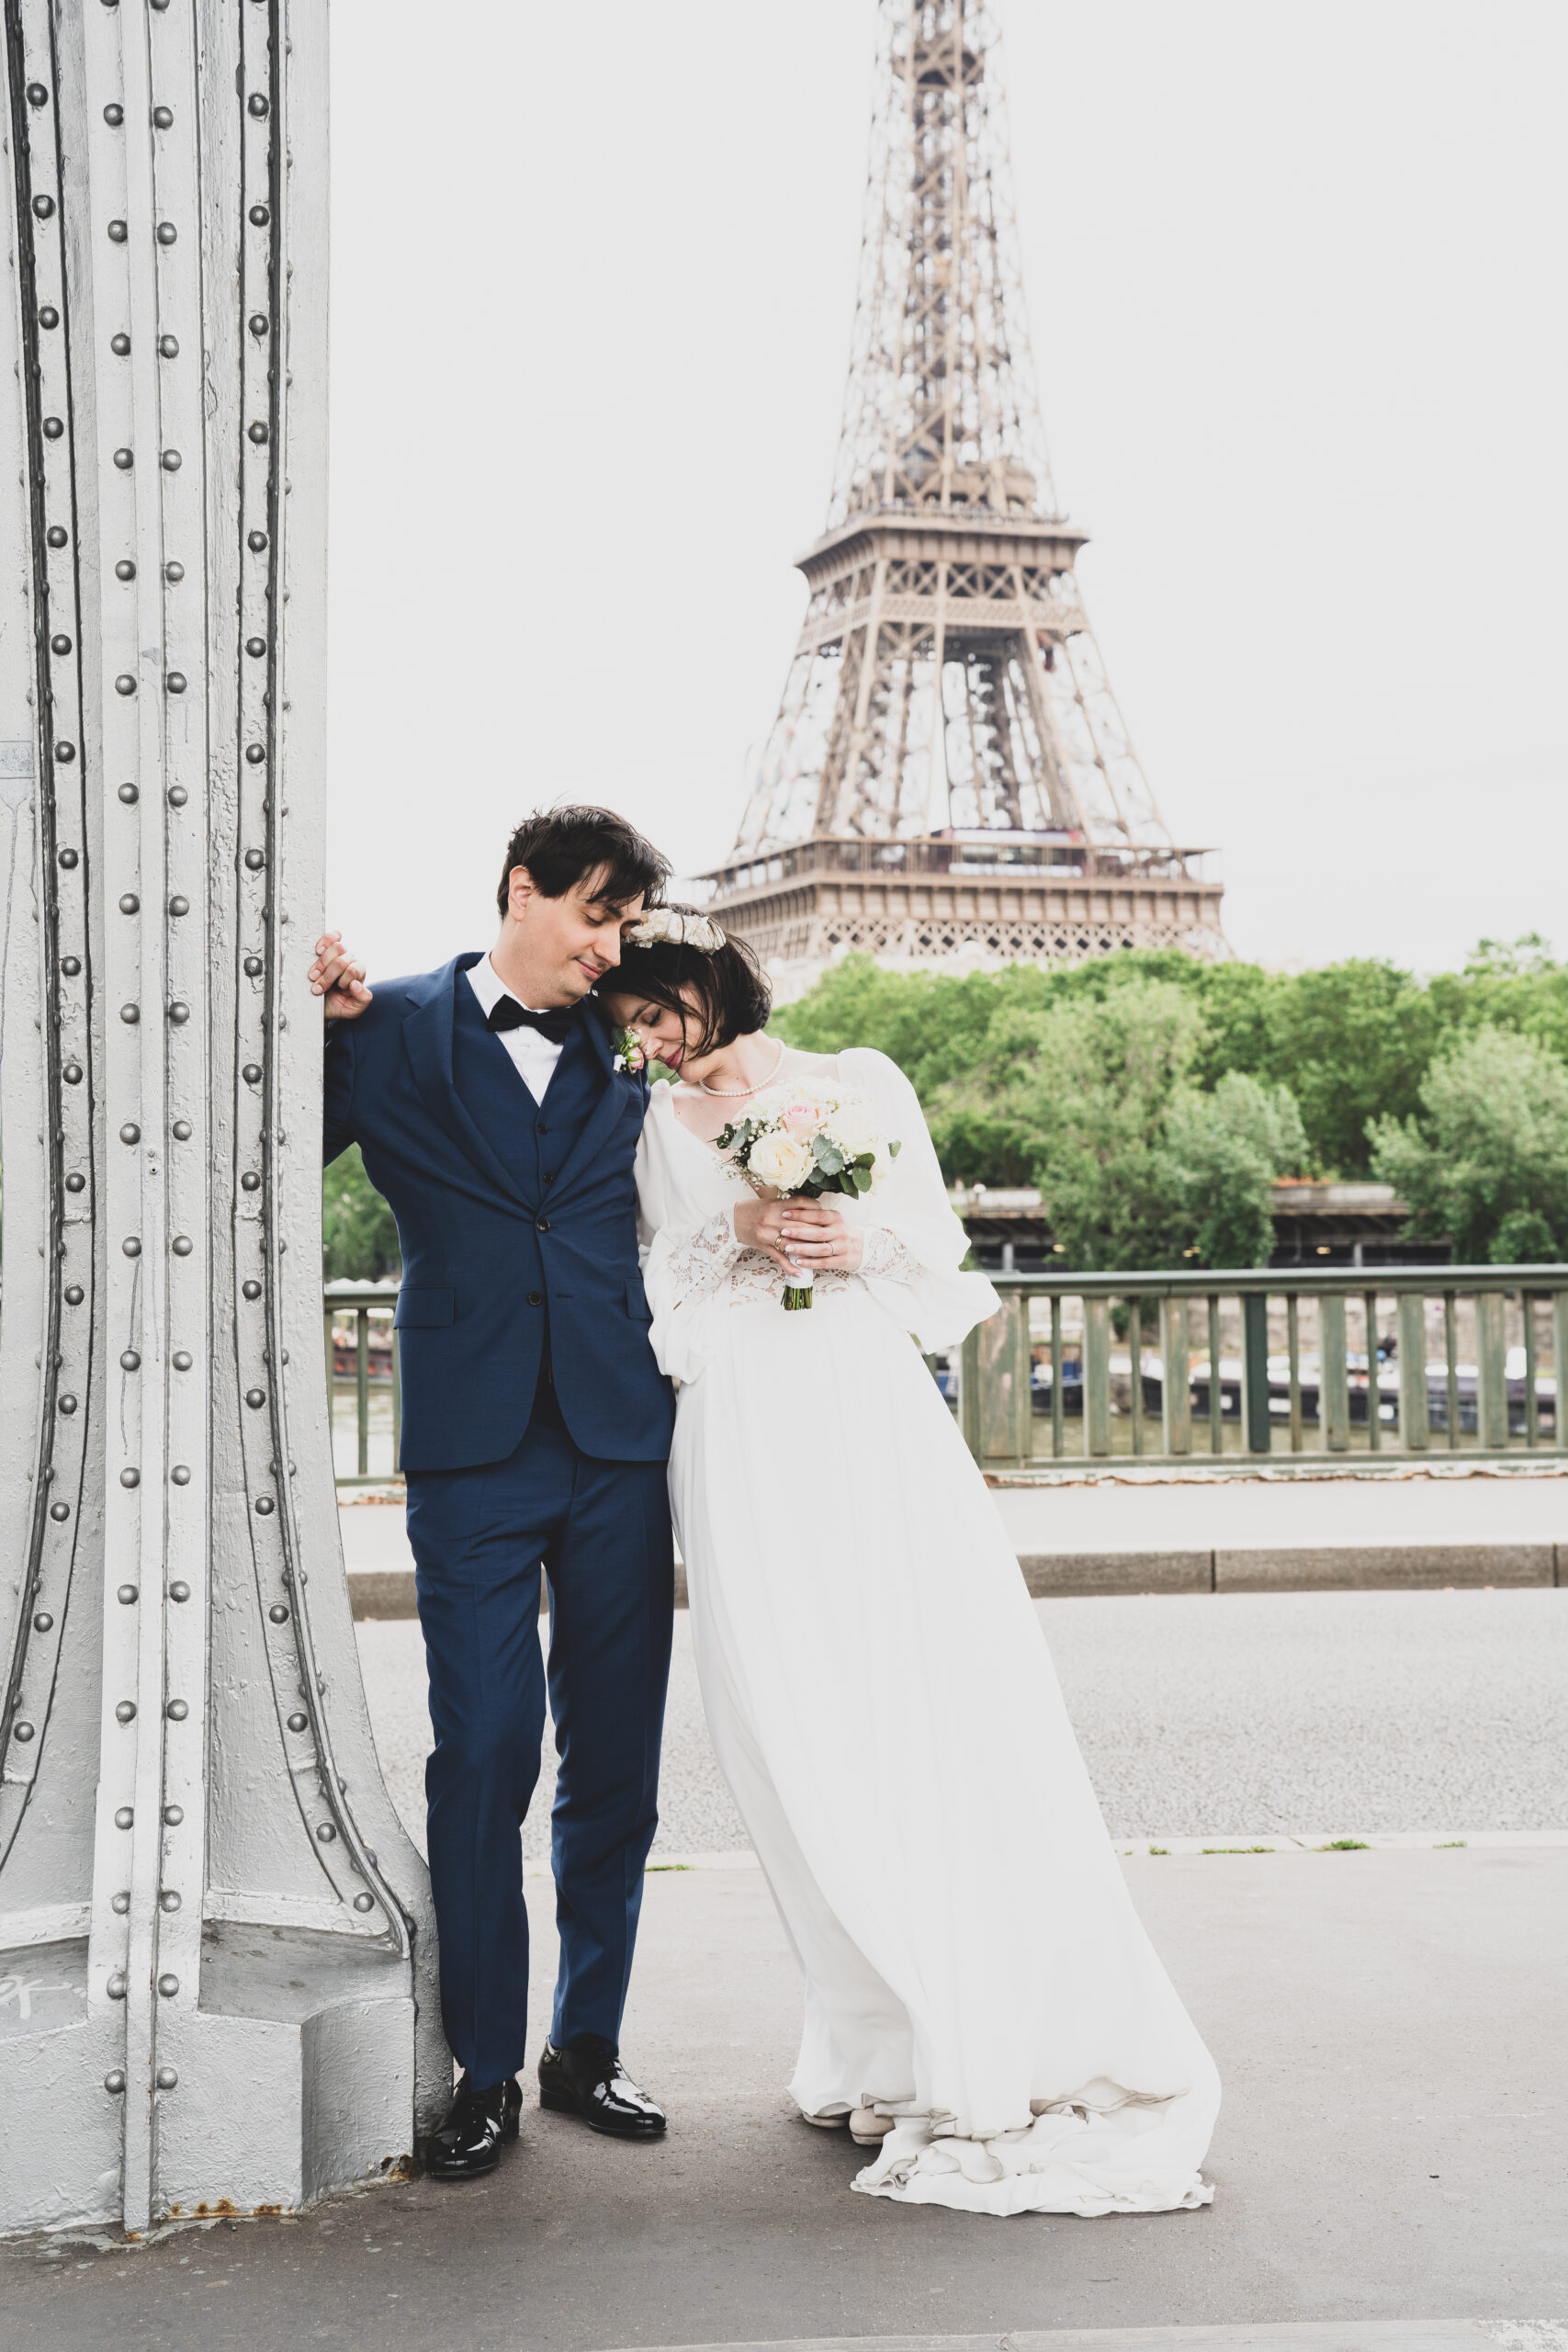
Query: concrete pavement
5 1850 1565 2351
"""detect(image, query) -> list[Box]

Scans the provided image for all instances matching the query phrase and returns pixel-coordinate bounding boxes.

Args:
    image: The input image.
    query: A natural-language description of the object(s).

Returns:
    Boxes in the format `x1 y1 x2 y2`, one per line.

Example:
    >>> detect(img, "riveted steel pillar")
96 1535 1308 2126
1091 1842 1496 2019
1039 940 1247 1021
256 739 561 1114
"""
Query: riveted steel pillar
0 0 446 2236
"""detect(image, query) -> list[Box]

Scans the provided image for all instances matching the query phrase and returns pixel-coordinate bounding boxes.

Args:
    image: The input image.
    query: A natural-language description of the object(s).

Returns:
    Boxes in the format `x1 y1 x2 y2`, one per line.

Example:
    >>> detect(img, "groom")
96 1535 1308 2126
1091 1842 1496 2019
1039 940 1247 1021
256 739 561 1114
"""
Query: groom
310 805 677 2180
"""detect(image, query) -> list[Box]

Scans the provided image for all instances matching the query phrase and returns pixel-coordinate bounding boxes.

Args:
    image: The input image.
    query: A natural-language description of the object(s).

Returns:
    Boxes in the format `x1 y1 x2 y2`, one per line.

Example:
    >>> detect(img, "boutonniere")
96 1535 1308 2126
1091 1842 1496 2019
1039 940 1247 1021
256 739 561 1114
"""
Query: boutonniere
611 1026 648 1077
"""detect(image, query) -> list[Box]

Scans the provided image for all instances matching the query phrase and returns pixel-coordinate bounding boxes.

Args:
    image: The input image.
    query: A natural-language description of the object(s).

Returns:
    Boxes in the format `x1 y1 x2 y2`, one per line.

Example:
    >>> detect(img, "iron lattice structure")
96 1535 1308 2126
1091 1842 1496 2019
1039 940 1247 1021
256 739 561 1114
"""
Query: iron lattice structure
0 0 443 2235
705 0 1224 975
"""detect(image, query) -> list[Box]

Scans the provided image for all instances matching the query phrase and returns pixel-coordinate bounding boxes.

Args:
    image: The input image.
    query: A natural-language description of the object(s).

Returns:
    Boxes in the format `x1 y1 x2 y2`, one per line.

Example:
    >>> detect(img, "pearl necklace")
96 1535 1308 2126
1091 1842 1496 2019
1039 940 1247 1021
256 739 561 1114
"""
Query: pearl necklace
695 1037 787 1099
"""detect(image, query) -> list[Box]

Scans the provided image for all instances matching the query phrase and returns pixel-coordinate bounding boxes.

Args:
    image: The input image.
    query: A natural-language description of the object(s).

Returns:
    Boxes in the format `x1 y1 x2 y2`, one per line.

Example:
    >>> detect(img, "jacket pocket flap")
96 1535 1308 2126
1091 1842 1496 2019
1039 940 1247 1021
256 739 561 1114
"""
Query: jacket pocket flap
393 1287 455 1329
625 1279 653 1322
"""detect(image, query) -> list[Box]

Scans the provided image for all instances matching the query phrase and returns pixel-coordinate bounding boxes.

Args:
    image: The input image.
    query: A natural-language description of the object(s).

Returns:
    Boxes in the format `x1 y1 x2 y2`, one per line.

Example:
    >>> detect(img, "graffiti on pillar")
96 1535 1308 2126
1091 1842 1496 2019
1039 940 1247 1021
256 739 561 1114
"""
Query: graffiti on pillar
0 0 446 2236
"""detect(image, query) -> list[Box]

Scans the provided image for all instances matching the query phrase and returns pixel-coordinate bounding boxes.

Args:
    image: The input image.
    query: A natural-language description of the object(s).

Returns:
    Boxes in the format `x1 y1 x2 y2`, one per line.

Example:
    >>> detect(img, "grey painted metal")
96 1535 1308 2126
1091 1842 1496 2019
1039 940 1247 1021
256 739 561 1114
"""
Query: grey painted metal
0 0 446 2237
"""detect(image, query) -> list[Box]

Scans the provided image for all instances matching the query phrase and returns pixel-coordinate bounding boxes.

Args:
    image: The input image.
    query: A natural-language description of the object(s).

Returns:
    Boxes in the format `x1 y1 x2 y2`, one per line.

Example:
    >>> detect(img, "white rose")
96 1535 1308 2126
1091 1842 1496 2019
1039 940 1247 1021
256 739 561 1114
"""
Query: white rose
825 1097 880 1159
748 1130 814 1192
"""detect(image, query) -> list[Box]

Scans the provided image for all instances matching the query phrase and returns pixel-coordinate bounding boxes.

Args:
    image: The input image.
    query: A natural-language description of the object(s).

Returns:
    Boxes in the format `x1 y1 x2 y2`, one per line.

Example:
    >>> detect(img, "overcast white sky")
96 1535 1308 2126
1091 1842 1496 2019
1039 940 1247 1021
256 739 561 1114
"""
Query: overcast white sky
325 0 1566 984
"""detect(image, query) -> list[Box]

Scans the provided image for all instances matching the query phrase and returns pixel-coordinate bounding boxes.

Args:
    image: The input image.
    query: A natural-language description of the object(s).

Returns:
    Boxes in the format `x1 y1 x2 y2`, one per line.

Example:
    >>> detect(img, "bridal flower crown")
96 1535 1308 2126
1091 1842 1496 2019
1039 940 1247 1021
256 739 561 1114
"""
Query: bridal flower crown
624 908 726 954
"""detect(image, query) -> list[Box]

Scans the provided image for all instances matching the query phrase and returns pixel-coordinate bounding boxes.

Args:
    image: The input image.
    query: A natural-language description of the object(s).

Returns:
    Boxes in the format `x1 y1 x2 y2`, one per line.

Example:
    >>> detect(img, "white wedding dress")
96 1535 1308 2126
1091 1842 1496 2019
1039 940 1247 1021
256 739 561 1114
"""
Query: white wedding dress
636 1047 1219 2218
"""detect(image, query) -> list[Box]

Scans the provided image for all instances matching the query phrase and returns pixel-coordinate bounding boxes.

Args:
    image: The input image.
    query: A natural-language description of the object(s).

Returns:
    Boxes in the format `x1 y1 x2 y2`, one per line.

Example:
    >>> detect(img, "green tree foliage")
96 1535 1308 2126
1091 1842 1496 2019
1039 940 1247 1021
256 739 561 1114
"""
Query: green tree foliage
1369 1028 1568 1263
1163 1072 1310 1269
321 1143 400 1282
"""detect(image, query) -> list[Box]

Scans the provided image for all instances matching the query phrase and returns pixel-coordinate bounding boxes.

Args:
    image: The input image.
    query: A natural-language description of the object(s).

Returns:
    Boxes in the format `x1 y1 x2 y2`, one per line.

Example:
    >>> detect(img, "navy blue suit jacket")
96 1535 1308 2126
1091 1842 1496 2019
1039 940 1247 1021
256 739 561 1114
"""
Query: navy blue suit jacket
322 953 675 1472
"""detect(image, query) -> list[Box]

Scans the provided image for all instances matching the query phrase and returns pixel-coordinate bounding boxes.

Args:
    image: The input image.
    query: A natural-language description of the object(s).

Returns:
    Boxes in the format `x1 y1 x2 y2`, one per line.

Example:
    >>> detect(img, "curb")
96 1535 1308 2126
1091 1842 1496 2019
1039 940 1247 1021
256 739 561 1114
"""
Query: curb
348 1544 1565 1620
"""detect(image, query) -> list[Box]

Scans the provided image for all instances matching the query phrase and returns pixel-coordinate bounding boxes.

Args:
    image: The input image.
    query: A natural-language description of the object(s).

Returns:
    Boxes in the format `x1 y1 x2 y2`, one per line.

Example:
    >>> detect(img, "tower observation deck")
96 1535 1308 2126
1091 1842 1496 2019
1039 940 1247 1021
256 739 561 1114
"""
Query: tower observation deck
701 0 1225 978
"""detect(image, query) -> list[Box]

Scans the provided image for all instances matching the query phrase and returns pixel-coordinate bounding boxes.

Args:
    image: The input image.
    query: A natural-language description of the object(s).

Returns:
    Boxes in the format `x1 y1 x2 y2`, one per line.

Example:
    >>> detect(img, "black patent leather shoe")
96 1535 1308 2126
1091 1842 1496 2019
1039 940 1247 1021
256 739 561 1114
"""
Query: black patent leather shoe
423 2072 522 2180
537 2034 666 2139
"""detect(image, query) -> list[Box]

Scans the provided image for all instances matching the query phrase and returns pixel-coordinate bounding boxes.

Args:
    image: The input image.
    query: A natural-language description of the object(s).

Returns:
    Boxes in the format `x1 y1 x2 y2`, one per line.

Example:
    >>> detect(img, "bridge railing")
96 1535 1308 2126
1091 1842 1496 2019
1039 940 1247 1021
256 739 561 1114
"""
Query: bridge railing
957 1265 1568 1473
324 1281 401 1487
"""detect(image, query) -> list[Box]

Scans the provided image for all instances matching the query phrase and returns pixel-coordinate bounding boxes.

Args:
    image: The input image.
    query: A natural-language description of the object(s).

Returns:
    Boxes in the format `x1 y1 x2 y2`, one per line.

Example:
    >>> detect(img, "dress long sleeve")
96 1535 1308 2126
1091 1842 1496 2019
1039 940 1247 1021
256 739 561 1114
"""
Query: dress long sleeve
836 1047 1000 1351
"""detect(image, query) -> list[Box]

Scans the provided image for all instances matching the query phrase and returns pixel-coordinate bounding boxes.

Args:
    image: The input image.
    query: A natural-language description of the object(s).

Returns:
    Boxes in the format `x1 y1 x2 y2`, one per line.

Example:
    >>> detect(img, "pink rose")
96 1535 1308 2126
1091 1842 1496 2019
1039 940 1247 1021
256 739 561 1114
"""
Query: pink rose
784 1102 818 1130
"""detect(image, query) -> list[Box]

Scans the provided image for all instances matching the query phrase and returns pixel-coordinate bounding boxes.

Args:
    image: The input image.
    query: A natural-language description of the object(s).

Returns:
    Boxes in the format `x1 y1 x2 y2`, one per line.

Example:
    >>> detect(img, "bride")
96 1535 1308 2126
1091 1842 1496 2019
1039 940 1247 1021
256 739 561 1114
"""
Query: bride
602 910 1220 2218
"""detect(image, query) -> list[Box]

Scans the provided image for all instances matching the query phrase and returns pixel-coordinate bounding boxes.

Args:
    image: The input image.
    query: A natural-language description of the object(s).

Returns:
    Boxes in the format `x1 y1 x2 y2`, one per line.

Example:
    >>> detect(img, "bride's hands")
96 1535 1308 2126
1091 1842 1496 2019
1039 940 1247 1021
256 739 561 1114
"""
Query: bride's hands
733 1194 863 1275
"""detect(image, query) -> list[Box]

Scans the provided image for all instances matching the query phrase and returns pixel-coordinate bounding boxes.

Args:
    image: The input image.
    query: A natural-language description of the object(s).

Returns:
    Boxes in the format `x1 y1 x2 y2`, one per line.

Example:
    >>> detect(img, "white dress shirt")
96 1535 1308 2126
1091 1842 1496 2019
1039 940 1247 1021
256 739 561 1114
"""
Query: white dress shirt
466 954 568 1104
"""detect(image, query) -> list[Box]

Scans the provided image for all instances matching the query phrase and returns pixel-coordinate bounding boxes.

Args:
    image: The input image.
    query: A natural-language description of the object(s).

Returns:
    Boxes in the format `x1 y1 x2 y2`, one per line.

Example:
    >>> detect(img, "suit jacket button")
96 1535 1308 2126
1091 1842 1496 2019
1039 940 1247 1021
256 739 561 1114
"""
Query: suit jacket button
528 1290 543 1306
536 1217 550 1232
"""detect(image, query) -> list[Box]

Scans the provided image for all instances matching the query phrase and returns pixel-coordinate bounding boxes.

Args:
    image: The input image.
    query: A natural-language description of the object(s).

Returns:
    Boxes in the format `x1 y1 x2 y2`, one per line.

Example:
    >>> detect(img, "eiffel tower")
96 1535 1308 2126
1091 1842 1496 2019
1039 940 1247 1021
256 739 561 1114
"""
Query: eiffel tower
702 0 1225 978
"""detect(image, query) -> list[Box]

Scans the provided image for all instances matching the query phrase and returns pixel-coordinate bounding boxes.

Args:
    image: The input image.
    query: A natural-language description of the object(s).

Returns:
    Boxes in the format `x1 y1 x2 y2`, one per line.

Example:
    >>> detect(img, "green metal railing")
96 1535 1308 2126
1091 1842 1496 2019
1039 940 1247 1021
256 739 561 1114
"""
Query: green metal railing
957 1265 1568 1472
324 1282 401 1487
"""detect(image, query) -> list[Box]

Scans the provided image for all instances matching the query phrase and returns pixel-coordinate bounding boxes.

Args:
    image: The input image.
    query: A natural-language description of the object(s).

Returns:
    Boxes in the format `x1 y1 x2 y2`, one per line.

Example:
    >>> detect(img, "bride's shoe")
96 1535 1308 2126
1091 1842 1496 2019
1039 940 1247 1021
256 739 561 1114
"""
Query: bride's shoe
849 2106 896 2145
798 2106 851 2131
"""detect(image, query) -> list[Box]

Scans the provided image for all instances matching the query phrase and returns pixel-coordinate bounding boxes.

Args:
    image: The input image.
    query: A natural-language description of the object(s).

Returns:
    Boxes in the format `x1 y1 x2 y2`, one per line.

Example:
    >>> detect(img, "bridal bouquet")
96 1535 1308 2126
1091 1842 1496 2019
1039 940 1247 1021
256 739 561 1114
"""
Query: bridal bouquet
716 1080 899 1311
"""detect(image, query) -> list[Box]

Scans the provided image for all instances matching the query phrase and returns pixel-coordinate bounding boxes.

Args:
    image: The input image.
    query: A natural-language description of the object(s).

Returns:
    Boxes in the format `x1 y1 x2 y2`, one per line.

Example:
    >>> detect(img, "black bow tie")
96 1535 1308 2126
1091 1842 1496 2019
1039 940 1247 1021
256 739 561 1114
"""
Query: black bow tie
487 996 578 1045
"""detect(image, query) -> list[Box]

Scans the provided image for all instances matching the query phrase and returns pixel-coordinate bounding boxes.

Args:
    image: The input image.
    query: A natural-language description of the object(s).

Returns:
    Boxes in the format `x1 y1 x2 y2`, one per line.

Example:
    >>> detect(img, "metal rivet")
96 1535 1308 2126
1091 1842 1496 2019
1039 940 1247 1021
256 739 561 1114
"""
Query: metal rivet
169 1581 190 1602
268 1603 288 1623
119 1467 140 1488
39 306 60 330
50 1501 71 1521
107 1973 127 1999
103 102 124 123
172 1118 192 1139
156 2064 178 2088
244 743 266 764
107 220 128 243
246 1386 266 1407
243 639 266 661
119 892 140 913
156 222 177 246
169 895 189 916
243 1064 262 1085
62 956 82 977
113 447 134 469
166 673 186 694
354 1893 375 1913
58 847 78 868
168 1001 190 1023
115 1806 133 1829
47 526 68 548
248 204 270 227
118 781 139 802
51 632 72 654
116 560 136 582
119 1123 141 1144
157 1973 178 1997
243 956 264 978
115 1700 135 1724
110 331 130 356
32 193 55 219
168 784 187 806
119 1002 140 1024
161 451 181 474
164 560 185 582
62 1065 83 1086
120 1351 141 1371
41 417 64 441
165 1699 188 1721
26 82 47 105
287 1713 308 1733
56 742 75 763
13 1722 35 1743
171 1464 190 1486
242 1173 261 1193
254 1496 275 1516
111 1892 130 1914
115 673 137 696
247 529 268 552
124 1238 142 1259
33 1611 53 1633
117 1584 138 1605
58 1393 77 1413
152 105 173 129
243 1280 263 1300
171 1234 192 1255
248 313 268 337
247 91 270 118
247 421 269 445
105 2072 126 2096
65 1171 85 1193
163 1803 183 1824
159 1890 180 1912
158 334 179 358
244 848 265 870
316 1824 336 1843
172 1351 192 1371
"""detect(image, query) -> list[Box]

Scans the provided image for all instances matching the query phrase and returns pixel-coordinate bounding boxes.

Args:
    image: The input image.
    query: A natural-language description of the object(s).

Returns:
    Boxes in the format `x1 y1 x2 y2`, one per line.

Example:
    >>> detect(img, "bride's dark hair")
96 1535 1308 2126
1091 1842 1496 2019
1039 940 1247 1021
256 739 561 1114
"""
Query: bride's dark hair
610 907 773 1058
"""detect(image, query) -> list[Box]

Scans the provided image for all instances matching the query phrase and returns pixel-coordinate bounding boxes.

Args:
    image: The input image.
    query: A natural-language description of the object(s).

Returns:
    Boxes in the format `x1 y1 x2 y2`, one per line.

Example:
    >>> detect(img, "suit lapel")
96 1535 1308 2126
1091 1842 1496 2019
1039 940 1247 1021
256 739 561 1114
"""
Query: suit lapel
547 1003 635 1205
400 956 531 1213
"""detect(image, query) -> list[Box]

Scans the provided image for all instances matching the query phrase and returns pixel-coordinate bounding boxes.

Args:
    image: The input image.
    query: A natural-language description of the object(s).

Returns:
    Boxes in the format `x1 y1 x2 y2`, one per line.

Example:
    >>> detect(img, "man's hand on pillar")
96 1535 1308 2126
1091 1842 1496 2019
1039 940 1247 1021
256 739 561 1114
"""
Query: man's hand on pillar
309 931 374 1021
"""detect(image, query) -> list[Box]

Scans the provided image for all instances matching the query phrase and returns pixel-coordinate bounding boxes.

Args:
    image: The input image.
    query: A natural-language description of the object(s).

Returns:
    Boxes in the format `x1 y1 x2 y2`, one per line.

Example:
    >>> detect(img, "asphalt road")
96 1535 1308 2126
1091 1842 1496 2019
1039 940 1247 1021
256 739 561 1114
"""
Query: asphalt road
355 1588 1568 1859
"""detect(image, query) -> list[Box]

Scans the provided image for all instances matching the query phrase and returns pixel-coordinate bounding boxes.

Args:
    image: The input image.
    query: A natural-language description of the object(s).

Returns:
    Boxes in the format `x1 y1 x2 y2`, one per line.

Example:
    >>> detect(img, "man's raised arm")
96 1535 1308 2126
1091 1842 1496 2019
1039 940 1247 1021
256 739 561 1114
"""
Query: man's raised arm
309 931 373 1166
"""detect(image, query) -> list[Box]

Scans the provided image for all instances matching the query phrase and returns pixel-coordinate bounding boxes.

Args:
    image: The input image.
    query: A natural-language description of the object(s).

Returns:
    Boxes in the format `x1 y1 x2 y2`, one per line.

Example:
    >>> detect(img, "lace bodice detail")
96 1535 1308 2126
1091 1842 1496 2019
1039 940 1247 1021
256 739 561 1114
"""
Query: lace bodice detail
660 1209 919 1313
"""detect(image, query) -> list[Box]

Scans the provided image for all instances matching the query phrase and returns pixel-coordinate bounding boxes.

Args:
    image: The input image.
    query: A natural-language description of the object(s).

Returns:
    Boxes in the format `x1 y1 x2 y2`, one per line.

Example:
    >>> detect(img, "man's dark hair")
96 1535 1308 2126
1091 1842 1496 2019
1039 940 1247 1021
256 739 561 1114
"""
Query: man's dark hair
609 909 773 1058
496 805 669 920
